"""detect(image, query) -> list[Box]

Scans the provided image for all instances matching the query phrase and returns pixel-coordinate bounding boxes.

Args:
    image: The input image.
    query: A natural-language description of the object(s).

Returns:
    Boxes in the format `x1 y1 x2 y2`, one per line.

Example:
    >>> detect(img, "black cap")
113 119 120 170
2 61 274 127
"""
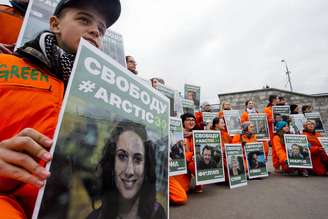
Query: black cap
53 0 121 28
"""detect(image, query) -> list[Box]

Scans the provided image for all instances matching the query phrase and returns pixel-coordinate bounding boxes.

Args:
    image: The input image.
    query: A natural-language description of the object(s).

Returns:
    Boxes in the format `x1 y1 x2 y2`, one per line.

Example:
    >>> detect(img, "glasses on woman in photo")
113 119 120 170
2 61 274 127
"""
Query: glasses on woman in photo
185 118 195 122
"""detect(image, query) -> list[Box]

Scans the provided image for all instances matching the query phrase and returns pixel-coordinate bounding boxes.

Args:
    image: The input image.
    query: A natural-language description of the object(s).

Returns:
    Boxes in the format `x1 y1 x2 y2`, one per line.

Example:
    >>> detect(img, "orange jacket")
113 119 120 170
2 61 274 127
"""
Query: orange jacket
0 54 64 218
232 133 257 144
263 106 274 142
304 131 328 175
194 111 204 130
272 135 287 168
0 4 24 44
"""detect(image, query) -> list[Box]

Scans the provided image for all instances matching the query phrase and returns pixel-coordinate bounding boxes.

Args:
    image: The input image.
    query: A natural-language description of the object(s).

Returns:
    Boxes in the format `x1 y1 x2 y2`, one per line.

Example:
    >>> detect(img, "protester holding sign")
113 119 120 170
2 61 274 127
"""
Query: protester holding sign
0 0 121 218
0 0 29 54
218 101 232 119
303 120 328 176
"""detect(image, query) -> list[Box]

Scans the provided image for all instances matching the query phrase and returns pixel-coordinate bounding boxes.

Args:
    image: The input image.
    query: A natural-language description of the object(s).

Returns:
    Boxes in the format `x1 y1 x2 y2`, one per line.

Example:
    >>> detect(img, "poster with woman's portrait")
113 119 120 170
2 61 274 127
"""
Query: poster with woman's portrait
184 84 201 110
305 112 326 134
244 142 268 179
224 110 242 136
32 40 169 219
169 117 187 176
193 131 225 185
249 113 270 141
284 134 312 169
225 144 247 189
318 137 328 155
290 114 307 134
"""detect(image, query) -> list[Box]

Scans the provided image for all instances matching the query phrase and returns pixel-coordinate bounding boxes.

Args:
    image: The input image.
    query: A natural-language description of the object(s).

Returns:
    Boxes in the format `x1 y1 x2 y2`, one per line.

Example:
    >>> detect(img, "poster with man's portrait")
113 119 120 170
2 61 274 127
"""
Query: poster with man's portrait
305 112 326 134
318 137 328 155
224 110 242 136
169 117 187 176
244 142 268 179
193 131 225 185
225 144 247 189
184 84 201 110
32 40 169 219
249 113 270 141
284 134 312 169
290 114 307 134
272 105 290 133
15 0 126 66
202 112 218 130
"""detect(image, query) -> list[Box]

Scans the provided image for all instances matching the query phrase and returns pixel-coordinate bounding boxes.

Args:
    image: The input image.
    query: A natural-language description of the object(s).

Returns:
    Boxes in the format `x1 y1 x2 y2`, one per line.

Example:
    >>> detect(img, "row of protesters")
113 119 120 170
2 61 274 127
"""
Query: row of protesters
0 0 29 54
169 113 202 205
0 1 122 219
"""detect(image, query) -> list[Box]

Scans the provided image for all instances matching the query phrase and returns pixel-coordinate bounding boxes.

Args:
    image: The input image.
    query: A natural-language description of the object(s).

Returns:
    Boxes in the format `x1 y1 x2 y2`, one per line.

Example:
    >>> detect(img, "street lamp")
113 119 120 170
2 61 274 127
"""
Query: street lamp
281 59 293 92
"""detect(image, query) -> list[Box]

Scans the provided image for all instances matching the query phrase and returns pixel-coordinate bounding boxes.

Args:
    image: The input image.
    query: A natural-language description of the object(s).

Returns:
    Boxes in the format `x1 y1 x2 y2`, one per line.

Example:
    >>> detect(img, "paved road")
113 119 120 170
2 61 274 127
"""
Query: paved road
170 151 328 219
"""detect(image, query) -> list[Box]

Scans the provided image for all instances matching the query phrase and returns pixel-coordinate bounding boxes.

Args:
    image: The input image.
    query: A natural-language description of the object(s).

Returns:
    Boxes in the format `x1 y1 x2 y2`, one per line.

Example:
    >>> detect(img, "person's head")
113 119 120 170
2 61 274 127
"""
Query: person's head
99 120 156 217
212 117 225 131
291 144 300 156
126 55 138 75
186 91 195 102
290 104 299 114
274 114 283 122
202 146 212 165
278 96 287 105
303 120 316 133
181 113 196 131
275 121 289 134
302 105 313 113
50 0 121 54
252 153 258 161
201 102 211 112
268 95 278 106
241 121 255 135
221 101 231 111
245 100 255 110
231 156 239 169
150 77 165 89
11 0 29 6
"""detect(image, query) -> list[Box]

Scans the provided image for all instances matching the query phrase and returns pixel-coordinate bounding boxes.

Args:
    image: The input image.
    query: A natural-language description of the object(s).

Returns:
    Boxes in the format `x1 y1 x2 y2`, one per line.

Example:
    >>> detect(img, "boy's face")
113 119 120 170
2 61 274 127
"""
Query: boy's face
50 7 106 53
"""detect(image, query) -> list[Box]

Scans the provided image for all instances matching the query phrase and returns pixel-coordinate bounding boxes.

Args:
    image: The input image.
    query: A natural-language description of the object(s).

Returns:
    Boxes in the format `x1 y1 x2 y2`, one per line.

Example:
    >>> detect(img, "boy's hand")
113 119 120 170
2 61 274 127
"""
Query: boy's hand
0 128 53 189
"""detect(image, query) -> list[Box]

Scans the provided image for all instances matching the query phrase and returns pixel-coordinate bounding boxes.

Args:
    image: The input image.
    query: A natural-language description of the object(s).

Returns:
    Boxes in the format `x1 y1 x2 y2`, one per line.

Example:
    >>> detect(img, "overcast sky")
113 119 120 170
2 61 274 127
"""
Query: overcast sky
2 0 328 103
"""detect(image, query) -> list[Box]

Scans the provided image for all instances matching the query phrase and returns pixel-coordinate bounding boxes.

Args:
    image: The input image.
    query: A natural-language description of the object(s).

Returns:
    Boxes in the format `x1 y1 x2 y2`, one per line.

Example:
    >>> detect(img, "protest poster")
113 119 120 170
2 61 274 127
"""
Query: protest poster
318 137 328 155
15 0 125 65
225 144 247 189
32 39 169 219
272 105 290 133
305 112 326 133
224 110 242 136
249 113 270 141
184 84 200 110
193 131 225 185
169 117 187 176
202 112 218 130
290 114 307 134
181 98 195 114
156 83 181 117
244 142 268 179
284 134 312 169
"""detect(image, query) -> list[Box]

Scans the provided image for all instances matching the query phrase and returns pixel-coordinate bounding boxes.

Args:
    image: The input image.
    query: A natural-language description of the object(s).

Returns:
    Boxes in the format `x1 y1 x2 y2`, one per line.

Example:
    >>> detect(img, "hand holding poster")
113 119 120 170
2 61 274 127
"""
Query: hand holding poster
224 110 242 136
32 40 168 219
202 112 218 130
318 137 328 155
184 84 201 110
249 113 270 141
169 117 187 176
225 144 247 189
305 112 326 134
244 142 268 179
284 134 312 169
193 131 225 185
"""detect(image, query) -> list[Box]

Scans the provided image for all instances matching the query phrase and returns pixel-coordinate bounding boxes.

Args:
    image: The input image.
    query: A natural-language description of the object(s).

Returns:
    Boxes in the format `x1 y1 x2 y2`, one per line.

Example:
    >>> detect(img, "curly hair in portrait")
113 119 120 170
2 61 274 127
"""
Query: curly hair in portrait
90 120 157 219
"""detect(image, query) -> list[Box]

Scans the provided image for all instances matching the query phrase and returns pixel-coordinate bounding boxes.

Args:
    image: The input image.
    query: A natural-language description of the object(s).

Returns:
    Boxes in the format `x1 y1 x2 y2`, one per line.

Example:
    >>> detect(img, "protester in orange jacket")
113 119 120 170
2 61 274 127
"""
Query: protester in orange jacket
0 0 29 54
0 1 121 218
195 101 212 130
303 120 328 176
170 113 200 205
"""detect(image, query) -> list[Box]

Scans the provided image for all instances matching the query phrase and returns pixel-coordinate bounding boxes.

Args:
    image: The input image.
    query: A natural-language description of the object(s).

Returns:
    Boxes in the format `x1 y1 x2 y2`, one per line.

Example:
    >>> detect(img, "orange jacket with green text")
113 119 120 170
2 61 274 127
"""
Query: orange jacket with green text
0 54 64 219
303 131 328 176
0 4 24 44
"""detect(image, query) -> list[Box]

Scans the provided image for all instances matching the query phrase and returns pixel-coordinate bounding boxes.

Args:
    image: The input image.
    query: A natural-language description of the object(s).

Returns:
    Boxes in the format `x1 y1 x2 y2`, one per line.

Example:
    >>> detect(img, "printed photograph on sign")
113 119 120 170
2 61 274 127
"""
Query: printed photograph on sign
193 131 225 185
249 113 270 141
225 144 247 189
156 83 181 117
224 110 242 136
305 112 326 133
290 114 307 134
284 134 312 169
202 112 218 130
272 105 290 133
181 99 195 114
244 142 268 179
184 84 201 110
318 137 328 155
32 40 169 219
169 117 187 176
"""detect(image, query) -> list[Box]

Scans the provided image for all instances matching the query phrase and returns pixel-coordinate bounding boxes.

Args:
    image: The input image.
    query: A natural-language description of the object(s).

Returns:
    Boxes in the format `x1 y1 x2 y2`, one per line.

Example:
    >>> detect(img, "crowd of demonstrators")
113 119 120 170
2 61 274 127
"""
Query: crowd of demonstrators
0 0 121 218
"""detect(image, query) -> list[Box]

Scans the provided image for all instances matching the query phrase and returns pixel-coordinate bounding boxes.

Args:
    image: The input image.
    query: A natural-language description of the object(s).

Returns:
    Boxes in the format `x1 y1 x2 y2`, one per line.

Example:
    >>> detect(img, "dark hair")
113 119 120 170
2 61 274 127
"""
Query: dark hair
125 55 133 63
302 105 312 113
267 95 277 107
202 145 211 154
211 117 223 130
95 120 156 219
180 113 196 128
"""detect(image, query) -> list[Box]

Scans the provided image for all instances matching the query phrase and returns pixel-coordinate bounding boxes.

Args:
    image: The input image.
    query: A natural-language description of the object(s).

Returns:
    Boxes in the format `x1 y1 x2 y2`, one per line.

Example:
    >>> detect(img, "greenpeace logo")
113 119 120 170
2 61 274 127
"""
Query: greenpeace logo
0 64 48 82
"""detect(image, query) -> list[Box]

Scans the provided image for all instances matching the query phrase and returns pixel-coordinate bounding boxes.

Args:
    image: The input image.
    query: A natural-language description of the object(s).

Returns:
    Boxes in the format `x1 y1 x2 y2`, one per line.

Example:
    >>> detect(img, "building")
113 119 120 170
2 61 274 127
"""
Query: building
218 88 328 131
